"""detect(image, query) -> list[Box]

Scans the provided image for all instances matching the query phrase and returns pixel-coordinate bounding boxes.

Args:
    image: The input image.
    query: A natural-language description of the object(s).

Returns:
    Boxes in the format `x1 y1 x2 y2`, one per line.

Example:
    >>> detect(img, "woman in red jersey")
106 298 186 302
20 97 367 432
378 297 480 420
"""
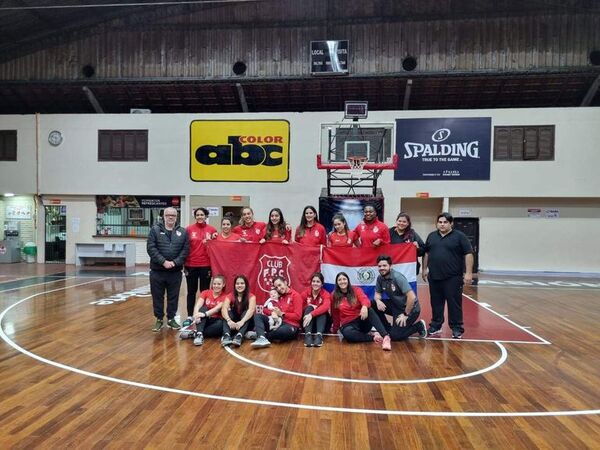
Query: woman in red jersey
300 272 331 347
233 207 266 243
331 272 391 350
190 275 227 346
353 204 390 248
327 213 356 247
215 215 241 242
221 275 256 347
294 205 327 246
183 207 217 328
251 276 303 348
259 208 291 244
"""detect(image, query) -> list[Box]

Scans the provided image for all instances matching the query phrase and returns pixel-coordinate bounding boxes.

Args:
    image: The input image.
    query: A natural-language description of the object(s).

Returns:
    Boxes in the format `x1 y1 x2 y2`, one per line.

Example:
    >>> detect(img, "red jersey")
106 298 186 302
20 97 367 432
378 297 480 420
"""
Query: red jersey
353 219 390 248
261 226 292 243
294 223 327 246
185 222 217 267
331 286 371 331
215 232 240 242
198 289 227 319
299 287 331 317
328 230 357 247
233 221 266 243
263 288 303 327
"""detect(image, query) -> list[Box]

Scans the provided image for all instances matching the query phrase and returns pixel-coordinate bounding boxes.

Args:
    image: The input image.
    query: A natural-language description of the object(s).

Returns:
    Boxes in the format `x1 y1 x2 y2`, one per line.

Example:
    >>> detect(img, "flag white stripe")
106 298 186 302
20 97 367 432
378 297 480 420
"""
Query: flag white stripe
321 262 416 286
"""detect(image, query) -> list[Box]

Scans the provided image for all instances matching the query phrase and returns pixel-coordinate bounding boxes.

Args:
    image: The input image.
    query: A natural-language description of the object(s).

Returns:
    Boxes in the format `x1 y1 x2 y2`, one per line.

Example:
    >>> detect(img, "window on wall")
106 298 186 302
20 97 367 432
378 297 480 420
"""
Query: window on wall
98 130 148 161
0 130 17 161
493 126 555 161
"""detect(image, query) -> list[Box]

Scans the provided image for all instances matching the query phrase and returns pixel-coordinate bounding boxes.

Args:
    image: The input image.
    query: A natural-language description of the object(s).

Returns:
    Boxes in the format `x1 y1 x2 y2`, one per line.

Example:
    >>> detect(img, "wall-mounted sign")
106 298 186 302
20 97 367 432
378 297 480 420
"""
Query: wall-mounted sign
395 118 491 180
96 195 181 212
6 205 31 219
310 40 349 75
190 120 290 182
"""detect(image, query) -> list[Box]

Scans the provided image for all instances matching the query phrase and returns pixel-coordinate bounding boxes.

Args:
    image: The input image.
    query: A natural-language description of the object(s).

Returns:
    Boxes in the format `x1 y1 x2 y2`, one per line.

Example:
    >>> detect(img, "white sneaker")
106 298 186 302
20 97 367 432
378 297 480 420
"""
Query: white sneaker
251 336 271 348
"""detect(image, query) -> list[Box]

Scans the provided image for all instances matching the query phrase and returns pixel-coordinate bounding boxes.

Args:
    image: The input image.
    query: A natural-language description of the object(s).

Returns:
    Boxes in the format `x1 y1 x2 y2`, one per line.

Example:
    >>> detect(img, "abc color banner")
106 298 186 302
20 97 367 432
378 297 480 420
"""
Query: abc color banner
190 120 290 182
395 117 491 180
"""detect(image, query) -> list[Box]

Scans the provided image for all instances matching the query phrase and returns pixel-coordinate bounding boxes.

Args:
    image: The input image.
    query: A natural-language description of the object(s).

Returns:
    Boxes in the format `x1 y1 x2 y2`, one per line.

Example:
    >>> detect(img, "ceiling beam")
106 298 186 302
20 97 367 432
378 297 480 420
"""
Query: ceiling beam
580 74 600 106
82 86 104 113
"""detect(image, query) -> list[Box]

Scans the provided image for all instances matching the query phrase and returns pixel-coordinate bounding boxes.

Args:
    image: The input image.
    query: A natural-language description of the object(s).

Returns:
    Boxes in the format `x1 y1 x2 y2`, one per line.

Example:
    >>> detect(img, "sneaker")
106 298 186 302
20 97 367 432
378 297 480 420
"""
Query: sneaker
304 333 313 347
193 332 204 346
382 335 391 351
251 335 271 348
167 319 181 330
232 333 243 347
427 326 442 336
371 331 384 344
182 317 193 327
452 328 463 339
244 331 257 340
152 319 163 332
179 329 196 340
416 320 428 338
313 333 323 347
221 333 233 347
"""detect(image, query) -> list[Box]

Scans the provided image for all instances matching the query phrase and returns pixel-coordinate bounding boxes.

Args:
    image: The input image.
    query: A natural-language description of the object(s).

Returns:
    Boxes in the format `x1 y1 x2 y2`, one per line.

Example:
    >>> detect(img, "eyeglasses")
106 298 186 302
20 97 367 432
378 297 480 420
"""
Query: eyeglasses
164 214 177 217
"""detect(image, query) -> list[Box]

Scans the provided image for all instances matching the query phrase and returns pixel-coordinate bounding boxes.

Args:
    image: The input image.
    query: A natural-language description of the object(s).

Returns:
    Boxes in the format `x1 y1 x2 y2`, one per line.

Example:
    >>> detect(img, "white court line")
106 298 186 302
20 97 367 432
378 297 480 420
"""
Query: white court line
1 281 598 417
462 293 551 345
0 276 79 294
225 343 507 384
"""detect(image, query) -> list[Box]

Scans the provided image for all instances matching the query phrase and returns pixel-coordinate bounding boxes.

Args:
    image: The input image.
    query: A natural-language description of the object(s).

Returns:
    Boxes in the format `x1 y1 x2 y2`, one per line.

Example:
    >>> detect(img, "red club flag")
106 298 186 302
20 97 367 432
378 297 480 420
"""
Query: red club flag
207 241 321 304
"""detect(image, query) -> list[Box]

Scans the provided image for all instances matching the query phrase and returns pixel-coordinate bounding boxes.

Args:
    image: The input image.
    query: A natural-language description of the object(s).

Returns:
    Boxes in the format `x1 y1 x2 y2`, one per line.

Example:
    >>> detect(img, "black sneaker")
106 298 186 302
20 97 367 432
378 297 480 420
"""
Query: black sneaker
313 333 323 347
232 333 243 347
221 333 233 347
304 333 313 347
152 319 163 332
166 318 181 330
416 320 428 338
452 329 463 339
427 326 442 336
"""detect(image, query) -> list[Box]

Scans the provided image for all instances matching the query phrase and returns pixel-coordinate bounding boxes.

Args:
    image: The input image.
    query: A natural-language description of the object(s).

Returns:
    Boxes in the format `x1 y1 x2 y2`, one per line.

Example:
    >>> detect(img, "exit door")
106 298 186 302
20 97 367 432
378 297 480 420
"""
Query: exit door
45 205 66 263
453 217 479 273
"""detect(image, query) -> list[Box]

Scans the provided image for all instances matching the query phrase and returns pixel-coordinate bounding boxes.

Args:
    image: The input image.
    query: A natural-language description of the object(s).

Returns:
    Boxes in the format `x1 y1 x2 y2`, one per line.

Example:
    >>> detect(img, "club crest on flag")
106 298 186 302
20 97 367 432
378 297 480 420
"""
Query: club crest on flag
357 267 377 283
258 254 291 293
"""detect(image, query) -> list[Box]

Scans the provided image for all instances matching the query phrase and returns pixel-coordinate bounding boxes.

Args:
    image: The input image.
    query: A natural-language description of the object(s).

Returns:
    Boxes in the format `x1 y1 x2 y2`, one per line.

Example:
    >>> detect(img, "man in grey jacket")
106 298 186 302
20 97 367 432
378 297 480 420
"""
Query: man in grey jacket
147 207 190 332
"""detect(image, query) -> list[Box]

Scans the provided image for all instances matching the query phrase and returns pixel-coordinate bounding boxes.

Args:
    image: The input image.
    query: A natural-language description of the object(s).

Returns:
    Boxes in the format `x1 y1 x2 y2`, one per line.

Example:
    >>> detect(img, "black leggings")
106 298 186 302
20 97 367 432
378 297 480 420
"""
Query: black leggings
302 306 329 334
223 308 253 336
185 266 211 317
254 313 298 342
340 308 389 343
196 306 223 337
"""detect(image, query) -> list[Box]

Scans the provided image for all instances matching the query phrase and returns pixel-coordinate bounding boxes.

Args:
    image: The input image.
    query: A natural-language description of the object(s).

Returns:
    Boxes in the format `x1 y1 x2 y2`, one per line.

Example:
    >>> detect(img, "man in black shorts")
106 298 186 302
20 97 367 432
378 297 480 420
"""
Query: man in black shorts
422 212 473 339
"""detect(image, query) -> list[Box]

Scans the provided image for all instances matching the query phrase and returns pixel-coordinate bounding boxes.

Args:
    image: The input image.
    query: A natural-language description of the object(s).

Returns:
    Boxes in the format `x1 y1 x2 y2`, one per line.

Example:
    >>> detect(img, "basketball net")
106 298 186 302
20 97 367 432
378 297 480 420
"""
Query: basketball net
348 156 368 178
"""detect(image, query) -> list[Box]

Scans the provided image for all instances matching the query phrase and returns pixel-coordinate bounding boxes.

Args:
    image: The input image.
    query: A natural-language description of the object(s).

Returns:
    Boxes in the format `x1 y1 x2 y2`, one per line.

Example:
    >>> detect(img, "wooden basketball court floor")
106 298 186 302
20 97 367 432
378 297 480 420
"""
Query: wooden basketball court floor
1 264 600 449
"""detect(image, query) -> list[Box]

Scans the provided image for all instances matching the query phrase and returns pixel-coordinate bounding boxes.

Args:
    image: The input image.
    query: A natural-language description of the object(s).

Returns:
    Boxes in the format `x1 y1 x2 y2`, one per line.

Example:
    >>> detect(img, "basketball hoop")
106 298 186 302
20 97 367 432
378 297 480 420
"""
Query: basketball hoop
347 156 368 178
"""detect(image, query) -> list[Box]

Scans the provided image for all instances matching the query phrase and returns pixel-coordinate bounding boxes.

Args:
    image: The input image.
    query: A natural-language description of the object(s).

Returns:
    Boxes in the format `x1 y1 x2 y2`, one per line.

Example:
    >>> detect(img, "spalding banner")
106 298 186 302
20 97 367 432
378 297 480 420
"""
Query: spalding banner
190 120 290 182
394 117 491 180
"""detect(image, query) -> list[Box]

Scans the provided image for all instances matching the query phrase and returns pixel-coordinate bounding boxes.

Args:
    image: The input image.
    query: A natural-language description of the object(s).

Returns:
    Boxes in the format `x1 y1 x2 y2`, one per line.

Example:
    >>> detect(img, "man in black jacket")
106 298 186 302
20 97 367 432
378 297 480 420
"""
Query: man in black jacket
147 207 190 332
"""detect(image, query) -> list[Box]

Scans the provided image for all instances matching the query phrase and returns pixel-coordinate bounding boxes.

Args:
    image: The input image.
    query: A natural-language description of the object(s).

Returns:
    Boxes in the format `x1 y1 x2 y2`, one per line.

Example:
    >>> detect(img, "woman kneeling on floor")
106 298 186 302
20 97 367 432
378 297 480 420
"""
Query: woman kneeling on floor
251 276 303 348
300 272 331 347
192 275 227 346
331 272 392 351
221 275 256 347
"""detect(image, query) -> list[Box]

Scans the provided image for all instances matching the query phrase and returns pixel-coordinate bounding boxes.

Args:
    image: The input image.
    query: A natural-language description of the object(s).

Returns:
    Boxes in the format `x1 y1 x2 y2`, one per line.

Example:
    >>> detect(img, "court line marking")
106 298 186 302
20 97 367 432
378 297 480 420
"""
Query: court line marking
1 280 598 417
463 293 551 345
224 343 507 384
0 276 79 294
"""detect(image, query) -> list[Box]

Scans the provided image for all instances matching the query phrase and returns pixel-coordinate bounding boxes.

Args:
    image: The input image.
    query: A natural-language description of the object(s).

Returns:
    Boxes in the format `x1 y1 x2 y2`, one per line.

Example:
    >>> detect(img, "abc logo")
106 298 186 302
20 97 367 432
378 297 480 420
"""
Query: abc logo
195 136 282 166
